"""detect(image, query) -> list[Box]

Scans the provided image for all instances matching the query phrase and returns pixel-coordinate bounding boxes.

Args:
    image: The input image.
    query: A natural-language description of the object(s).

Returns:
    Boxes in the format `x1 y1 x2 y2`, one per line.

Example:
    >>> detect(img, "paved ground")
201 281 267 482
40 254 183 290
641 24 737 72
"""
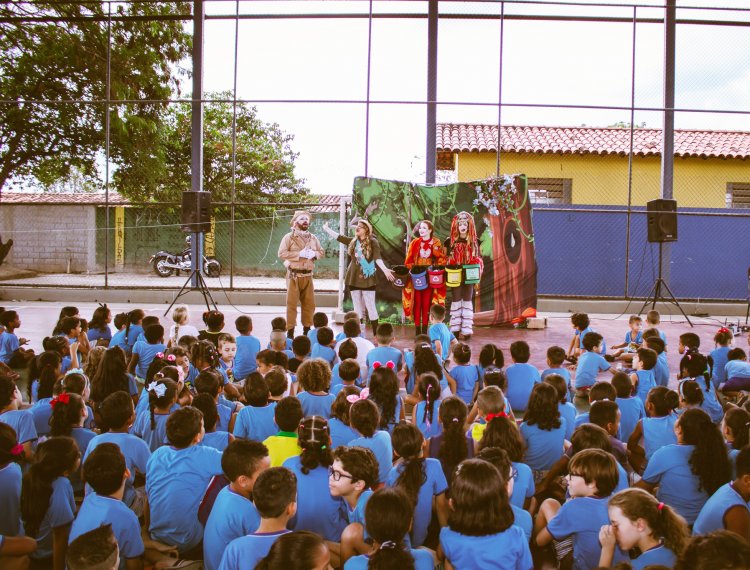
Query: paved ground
6 300 747 391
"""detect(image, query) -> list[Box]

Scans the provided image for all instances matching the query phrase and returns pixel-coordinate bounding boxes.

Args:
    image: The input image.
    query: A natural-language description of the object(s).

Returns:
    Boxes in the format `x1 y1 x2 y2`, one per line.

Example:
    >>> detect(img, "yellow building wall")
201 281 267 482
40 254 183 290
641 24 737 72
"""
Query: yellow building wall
455 152 750 207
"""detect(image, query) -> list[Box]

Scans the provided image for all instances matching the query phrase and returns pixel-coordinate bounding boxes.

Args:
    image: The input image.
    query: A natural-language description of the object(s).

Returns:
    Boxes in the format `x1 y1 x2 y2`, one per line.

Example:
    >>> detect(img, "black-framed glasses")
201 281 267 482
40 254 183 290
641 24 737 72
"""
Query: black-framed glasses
328 467 353 481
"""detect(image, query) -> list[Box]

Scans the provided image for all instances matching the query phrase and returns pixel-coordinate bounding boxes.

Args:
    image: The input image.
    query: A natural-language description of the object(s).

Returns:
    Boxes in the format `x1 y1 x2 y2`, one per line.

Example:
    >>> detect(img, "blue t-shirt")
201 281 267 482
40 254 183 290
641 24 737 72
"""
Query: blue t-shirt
692 481 748 536
283 456 348 542
511 504 532 542
520 420 567 471
450 364 481 405
329 417 358 449
203 486 261 570
510 461 535 508
386 458 448 546
0 409 37 444
69 427 97 492
403 350 446 395
123 324 144 354
366 346 403 376
710 346 731 387
297 391 335 419
429 323 454 362
219 530 290 570
558 402 576 440
311 344 337 367
506 363 541 411
654 353 670 387
415 399 443 439
307 328 319 346
84 432 151 508
542 367 572 390
233 403 277 442
725 359 750 381
331 383 360 397
234 335 261 380
346 488 373 527
625 329 643 346
216 403 233 433
634 369 655 404
630 544 677 570
69 493 144 570
345 549 434 570
0 331 20 364
642 414 678 460
133 410 171 452
110 328 127 351
146 444 224 552
574 351 611 389
87 326 112 344
31 477 76 560
132 341 167 379
577 327 607 353
440 525 532 570
0 462 22 537
547 496 620 570
616 396 646 443
201 431 233 452
643 444 707 524
350 431 393 484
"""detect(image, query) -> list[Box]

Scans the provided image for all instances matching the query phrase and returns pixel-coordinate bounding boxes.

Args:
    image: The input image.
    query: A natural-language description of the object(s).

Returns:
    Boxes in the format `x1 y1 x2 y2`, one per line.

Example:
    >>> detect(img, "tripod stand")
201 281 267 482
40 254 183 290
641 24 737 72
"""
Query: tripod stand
163 231 218 316
639 242 692 327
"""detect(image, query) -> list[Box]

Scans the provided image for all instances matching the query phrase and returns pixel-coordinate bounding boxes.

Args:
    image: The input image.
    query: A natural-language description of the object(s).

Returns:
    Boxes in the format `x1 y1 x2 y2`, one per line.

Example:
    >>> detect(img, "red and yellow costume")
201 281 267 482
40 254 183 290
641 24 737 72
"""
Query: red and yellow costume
403 224 446 334
445 211 483 338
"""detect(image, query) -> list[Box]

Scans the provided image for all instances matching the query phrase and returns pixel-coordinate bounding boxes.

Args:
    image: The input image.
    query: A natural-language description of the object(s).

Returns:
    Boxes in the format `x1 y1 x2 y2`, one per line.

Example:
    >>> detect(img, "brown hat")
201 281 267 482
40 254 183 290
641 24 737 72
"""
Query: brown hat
290 210 312 227
352 218 373 234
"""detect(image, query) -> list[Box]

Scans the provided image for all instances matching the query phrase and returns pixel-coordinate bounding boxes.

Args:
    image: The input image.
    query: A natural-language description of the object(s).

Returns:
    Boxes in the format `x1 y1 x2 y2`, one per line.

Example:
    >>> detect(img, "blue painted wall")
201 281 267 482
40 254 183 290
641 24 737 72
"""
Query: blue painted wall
533 205 750 301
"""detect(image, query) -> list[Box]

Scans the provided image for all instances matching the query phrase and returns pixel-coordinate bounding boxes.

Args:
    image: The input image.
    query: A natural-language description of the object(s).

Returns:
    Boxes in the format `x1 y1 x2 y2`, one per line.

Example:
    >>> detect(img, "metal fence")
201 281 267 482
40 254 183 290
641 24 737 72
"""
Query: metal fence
1 1 749 300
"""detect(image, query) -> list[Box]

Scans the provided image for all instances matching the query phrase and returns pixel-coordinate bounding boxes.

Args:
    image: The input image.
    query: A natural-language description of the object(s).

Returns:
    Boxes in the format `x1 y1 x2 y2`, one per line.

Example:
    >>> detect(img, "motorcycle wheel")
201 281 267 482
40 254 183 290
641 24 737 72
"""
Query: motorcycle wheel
152 255 174 278
205 258 221 278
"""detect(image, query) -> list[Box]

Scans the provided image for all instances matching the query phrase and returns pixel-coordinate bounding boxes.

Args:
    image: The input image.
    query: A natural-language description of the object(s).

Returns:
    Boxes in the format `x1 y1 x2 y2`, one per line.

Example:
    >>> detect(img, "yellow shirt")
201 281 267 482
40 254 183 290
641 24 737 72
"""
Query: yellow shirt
263 432 301 467
471 422 486 442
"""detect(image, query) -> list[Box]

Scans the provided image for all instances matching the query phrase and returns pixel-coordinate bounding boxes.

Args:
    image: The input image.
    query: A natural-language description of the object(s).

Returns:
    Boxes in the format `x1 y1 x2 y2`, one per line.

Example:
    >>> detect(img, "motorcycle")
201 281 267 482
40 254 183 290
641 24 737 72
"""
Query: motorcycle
149 236 222 278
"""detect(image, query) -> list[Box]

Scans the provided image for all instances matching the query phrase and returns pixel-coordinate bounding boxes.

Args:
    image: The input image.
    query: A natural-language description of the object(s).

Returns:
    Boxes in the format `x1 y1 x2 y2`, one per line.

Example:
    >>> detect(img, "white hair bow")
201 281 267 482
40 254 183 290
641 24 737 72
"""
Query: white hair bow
147 382 167 398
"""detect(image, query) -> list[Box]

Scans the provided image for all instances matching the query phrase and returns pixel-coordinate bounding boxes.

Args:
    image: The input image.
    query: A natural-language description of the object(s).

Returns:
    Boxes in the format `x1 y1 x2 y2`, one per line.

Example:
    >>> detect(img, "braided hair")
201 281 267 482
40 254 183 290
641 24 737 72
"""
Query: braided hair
298 416 333 474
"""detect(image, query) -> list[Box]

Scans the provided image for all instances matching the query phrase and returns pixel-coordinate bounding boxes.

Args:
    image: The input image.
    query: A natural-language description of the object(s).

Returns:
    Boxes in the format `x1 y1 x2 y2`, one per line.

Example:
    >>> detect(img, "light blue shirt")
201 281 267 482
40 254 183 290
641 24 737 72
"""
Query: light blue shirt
415 399 443 439
574 351 611 389
506 363 541 411
693 482 749 536
345 549 434 570
233 403 277 442
0 332 20 363
520 420 567 471
440 525 533 570
0 463 22 537
297 391 335 419
203 486 261 570
132 341 167 379
31 477 75 560
219 530 290 570
450 364 481 405
84 432 151 508
349 431 393 484
616 396 646 443
234 335 261 380
329 417 358 449
429 323 454 362
0 409 37 444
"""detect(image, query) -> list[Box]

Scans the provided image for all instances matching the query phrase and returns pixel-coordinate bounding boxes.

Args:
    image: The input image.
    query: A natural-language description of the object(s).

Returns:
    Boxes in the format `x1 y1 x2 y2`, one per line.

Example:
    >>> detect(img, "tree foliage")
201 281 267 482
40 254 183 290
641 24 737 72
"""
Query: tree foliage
0 1 192 191
113 93 308 203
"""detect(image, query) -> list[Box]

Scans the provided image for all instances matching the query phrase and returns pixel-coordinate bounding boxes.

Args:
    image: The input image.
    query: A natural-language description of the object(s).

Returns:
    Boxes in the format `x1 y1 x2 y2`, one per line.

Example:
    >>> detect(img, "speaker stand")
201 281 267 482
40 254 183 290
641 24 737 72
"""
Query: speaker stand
638 242 693 327
164 268 218 316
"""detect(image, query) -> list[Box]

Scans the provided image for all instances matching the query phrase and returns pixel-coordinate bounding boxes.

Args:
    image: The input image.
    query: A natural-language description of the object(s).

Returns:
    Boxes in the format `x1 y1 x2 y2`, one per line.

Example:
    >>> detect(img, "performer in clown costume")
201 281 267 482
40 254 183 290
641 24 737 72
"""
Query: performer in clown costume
403 220 446 336
444 211 483 340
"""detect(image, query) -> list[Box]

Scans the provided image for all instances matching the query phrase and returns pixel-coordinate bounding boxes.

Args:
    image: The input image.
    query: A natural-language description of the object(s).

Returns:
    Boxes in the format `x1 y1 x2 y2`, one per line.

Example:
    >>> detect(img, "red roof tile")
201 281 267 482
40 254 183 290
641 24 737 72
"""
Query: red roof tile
437 124 750 159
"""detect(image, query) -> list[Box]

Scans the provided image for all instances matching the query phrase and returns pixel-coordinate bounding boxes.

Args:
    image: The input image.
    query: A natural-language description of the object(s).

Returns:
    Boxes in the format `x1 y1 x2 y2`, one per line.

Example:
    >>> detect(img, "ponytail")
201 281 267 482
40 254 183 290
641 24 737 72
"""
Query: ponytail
609 488 690 557
298 416 333 474
679 408 731 495
417 372 441 430
364 488 418 570
724 407 750 450
21 437 80 537
648 386 679 416
34 351 62 401
147 378 178 430
478 414 525 462
49 393 85 437
392 423 426 509
368 540 416 570
437 397 468 483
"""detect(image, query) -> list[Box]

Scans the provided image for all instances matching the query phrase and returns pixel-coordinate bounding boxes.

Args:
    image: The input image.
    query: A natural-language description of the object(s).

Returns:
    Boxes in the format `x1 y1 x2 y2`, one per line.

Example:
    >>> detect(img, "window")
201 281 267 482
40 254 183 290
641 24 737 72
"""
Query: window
726 183 750 208
527 178 572 205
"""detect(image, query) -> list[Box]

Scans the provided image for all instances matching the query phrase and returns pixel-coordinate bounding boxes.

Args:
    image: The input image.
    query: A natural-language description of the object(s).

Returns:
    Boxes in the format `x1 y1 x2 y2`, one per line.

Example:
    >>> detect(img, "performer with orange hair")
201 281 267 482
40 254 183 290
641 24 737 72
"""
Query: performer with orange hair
403 220 446 336
445 211 483 340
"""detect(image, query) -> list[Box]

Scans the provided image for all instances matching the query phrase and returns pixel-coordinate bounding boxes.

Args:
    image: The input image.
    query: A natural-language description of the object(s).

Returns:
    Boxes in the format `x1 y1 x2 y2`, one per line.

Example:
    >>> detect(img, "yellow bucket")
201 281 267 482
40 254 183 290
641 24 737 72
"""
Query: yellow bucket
445 265 463 287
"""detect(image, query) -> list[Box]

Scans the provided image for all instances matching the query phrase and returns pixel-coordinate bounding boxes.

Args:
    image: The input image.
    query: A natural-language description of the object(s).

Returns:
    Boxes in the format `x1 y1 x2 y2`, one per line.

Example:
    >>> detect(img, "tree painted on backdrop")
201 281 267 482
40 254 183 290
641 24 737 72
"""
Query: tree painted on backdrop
113 92 308 203
0 2 192 192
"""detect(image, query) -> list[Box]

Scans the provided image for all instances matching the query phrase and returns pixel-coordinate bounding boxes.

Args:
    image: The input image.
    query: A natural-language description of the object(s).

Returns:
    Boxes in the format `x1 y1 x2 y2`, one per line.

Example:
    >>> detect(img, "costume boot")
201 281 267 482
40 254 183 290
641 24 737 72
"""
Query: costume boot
303 326 311 336
449 301 462 338
460 299 474 341
371 320 379 338
287 328 295 340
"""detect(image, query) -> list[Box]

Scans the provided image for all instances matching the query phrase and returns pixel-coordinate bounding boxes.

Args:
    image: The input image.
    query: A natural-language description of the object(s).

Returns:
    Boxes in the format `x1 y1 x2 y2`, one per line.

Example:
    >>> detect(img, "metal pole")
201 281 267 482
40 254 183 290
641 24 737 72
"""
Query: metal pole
364 0 373 177
230 0 240 289
104 1 112 288
338 199 347 314
624 6 637 297
191 0 205 288
496 1 505 176
426 0 438 183
660 0 676 283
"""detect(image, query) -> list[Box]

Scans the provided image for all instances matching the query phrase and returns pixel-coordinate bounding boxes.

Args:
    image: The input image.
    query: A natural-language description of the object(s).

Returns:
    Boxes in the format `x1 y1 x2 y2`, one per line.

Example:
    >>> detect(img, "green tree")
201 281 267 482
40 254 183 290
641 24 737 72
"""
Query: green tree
0 2 191 191
113 93 308 203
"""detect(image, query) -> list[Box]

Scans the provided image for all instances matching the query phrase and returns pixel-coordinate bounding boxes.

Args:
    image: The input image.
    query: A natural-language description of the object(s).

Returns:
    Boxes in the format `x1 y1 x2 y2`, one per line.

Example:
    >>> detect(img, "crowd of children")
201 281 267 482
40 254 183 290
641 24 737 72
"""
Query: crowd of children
2 303 750 570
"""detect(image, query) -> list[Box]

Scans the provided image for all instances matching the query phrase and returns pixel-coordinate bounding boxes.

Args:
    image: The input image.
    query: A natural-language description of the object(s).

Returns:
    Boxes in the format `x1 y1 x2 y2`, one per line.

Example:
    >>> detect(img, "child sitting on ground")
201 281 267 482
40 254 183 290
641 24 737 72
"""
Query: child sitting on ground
296 358 335 419
0 311 34 368
233 373 277 442
631 347 657 404
627 386 680 473
203 439 270 570
263 397 303 467
132 377 178 452
219 467 297 570
710 327 734 389
447 343 480 406
192 393 235 452
0 376 36 460
288 336 311 374
367 365 404 434
646 309 667 348
645 336 669 388
128 324 166 381
589 400 629 470
366 323 403 375
469 385 512 443
612 370 645 443
542 346 572 391
196 369 240 433
310 327 336 368
331 339 358 391
199 310 225 348
217 333 237 382
428 305 455 363
348 399 393 485
567 312 607 363
610 314 643 363
307 312 329 347
233 316 261 381
412 371 442 439
573 332 616 405
505 340 541 413
545 373 576 441
331 359 361 397
328 388 360 448
168 305 200 348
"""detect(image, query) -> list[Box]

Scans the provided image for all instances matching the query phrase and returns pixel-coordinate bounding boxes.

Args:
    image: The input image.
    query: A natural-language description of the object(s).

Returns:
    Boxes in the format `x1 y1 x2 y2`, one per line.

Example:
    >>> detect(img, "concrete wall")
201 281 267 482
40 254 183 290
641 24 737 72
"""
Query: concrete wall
0 204 97 272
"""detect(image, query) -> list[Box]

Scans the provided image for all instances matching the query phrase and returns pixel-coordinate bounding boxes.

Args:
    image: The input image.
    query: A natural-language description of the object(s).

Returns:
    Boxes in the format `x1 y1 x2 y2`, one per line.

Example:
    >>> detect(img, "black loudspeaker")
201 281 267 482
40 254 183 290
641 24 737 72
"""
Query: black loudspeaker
181 191 212 233
647 199 677 243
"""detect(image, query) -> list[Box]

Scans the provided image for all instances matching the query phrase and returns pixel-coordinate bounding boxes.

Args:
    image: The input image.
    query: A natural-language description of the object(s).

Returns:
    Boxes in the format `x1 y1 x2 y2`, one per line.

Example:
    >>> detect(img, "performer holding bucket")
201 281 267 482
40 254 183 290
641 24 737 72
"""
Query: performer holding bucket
403 220 446 336
444 211 483 340
323 219 395 336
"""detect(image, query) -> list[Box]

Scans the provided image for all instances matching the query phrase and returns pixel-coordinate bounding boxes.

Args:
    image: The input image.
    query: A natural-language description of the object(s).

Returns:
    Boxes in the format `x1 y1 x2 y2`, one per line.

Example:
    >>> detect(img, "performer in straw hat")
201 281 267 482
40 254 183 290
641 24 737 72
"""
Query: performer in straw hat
322 218 395 337
278 210 325 339
445 211 483 340
403 220 446 336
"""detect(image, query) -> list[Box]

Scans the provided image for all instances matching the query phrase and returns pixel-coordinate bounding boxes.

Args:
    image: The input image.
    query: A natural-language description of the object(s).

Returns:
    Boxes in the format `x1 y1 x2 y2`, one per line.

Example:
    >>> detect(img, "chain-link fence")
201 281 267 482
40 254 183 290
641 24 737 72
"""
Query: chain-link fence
1 1 749 301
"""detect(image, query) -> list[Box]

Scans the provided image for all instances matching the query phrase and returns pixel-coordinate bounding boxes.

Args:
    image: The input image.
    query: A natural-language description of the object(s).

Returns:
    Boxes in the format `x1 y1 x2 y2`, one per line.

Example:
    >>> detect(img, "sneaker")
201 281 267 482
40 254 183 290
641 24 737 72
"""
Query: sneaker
604 354 615 363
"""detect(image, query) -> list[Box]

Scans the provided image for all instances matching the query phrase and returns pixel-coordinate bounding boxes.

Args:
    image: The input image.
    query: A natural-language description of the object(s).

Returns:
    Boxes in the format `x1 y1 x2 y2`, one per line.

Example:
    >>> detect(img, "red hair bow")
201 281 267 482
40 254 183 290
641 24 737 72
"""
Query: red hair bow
10 444 24 457
718 327 731 335
373 361 395 370
485 411 508 423
50 393 70 408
